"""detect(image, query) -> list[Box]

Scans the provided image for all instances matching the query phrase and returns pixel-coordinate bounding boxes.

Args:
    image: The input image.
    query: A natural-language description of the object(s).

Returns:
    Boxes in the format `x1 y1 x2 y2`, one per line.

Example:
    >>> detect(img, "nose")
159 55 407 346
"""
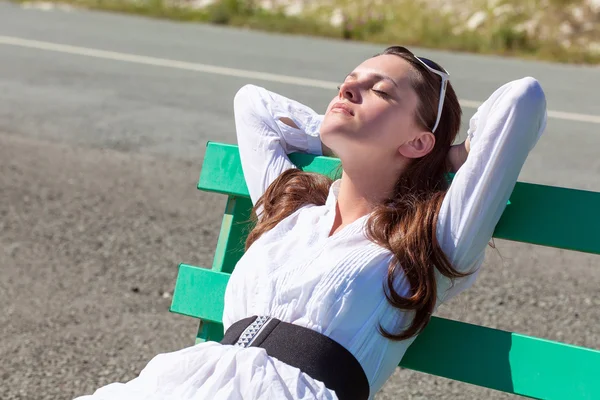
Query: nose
339 81 360 103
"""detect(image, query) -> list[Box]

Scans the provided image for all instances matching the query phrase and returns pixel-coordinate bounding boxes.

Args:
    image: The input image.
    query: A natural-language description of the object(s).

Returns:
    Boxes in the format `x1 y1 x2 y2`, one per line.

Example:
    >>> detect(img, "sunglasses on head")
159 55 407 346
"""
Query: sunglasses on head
394 47 450 133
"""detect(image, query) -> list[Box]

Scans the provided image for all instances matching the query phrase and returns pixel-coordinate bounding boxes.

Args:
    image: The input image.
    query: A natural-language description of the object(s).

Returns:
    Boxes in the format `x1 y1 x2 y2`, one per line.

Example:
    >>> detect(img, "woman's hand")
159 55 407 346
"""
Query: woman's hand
447 137 470 173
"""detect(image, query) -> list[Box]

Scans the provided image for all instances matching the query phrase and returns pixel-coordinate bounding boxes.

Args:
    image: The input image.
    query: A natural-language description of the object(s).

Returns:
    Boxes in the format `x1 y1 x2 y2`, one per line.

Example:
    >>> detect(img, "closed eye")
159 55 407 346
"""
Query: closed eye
372 89 389 98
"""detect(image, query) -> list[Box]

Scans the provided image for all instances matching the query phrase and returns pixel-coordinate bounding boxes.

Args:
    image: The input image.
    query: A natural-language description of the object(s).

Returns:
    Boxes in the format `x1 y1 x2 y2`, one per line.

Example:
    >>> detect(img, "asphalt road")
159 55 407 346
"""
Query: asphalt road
0 2 599 399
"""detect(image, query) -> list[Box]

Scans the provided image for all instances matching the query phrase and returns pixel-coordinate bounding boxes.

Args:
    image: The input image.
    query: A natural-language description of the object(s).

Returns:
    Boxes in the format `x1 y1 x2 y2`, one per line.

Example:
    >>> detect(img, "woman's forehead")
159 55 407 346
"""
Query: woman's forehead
353 55 415 88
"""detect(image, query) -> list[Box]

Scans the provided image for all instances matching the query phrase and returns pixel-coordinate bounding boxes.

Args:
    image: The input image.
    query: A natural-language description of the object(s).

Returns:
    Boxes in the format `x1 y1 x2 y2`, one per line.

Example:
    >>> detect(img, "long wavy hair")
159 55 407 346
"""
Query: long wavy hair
245 46 471 341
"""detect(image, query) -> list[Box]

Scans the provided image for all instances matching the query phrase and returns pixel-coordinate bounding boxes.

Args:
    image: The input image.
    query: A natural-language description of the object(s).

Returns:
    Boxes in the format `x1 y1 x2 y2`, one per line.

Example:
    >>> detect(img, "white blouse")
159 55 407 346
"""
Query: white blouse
225 78 547 396
76 78 547 400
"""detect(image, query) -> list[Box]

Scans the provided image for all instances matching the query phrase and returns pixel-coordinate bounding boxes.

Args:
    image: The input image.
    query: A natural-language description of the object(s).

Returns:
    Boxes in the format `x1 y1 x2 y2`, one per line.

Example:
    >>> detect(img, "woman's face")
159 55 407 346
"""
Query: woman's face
320 54 434 169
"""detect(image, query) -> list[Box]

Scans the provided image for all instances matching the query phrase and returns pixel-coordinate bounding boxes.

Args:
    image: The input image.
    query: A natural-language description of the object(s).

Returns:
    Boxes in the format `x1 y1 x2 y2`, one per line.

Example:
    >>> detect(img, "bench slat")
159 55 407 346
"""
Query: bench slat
403 318 600 400
170 264 229 323
171 265 600 399
199 142 600 255
198 142 341 197
212 196 254 273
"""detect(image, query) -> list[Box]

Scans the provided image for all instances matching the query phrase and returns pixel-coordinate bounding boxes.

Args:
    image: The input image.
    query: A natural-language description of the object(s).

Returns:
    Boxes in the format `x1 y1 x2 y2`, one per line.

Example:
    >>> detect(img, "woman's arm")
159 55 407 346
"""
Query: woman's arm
436 77 547 296
234 85 324 205
280 116 336 157
446 136 470 174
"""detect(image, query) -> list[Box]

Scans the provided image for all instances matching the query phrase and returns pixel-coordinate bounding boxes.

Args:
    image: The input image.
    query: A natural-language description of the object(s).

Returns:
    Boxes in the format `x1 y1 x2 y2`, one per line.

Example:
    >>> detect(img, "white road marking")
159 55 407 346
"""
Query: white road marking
1 35 599 125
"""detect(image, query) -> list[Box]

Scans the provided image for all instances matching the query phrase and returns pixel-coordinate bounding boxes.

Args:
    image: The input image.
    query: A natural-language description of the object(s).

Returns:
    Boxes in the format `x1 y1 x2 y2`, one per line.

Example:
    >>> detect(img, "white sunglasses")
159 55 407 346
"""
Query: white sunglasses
397 47 450 133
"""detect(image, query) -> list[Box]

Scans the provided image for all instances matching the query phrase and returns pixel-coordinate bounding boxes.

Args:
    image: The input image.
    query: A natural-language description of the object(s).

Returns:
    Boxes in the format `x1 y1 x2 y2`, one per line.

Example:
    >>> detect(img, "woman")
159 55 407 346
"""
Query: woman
76 46 547 400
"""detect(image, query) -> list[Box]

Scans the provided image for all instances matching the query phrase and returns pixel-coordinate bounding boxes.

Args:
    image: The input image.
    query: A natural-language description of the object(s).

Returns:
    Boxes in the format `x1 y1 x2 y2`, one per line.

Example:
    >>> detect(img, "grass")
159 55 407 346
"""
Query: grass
13 0 600 65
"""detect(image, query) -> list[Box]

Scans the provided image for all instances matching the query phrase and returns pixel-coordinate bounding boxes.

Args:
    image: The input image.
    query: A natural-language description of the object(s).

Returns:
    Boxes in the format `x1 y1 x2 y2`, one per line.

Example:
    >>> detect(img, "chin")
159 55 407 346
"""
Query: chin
321 124 352 141
322 111 354 130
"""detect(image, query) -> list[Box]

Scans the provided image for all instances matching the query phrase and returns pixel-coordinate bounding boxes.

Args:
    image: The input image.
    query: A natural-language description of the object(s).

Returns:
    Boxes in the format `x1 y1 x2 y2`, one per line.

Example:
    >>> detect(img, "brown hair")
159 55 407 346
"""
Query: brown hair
245 46 470 341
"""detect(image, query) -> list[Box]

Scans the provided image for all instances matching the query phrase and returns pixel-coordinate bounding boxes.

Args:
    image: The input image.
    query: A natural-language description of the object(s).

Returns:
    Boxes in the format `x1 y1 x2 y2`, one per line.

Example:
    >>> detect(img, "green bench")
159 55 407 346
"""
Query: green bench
170 141 600 399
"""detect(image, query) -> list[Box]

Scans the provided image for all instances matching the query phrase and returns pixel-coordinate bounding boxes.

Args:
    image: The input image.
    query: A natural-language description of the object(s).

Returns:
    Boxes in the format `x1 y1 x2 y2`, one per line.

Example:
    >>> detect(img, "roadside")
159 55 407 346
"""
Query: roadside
0 132 213 399
10 0 600 65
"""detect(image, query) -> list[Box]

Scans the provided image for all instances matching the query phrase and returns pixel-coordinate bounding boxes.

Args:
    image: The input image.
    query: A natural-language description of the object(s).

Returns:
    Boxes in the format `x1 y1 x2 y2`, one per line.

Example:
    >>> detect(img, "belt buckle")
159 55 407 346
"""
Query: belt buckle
235 316 272 348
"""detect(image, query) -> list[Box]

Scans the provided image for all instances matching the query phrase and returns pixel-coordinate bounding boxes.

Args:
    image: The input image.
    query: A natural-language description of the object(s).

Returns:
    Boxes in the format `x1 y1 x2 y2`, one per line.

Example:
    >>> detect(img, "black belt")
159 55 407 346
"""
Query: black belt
220 316 370 400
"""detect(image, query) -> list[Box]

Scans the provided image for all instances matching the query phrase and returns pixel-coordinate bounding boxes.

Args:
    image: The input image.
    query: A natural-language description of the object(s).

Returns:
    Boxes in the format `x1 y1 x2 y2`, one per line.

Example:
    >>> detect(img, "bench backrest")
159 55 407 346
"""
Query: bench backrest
171 142 600 399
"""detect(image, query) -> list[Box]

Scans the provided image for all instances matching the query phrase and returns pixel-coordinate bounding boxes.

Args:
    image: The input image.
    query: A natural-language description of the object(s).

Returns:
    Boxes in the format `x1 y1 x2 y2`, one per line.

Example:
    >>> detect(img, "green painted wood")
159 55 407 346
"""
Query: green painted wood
198 142 600 256
198 142 246 198
198 142 341 197
403 317 600 400
170 264 229 323
170 264 227 343
170 265 600 399
195 320 225 344
493 182 600 254
212 196 254 273
189 195 254 342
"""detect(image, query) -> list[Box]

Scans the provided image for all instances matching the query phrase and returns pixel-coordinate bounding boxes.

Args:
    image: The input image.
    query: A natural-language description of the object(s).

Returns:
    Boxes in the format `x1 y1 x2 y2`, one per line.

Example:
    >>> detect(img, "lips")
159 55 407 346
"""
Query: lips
331 102 354 116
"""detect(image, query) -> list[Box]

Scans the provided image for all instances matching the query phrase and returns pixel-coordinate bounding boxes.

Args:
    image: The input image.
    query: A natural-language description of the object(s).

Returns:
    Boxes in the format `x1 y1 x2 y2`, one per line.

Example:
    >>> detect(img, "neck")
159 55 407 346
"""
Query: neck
329 166 399 236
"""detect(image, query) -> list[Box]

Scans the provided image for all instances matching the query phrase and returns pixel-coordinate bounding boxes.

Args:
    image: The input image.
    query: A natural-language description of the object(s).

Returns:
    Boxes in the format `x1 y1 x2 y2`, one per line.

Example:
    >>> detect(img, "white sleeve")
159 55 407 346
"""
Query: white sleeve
436 77 547 297
233 84 325 205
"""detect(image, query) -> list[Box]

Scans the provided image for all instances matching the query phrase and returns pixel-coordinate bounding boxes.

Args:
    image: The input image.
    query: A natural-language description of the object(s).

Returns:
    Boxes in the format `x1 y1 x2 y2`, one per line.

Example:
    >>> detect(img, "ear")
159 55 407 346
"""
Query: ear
398 131 436 159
